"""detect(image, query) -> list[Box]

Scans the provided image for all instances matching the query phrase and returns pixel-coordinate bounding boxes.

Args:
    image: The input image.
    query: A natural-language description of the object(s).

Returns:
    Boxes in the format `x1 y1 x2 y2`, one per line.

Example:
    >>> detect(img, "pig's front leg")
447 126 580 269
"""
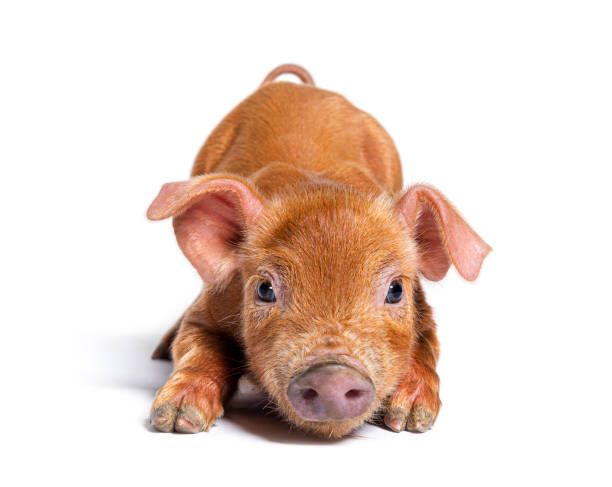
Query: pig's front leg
385 329 441 433
150 322 235 433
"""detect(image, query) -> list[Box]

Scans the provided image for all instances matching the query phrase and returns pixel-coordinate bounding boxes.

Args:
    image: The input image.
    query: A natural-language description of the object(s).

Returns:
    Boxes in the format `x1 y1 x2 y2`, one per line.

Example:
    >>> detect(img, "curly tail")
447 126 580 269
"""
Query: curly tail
260 64 315 87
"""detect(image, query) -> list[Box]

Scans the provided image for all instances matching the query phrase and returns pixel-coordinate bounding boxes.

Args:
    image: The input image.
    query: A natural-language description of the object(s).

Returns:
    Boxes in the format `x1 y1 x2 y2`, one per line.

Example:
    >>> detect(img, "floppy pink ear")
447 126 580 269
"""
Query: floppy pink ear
395 185 491 281
147 175 264 284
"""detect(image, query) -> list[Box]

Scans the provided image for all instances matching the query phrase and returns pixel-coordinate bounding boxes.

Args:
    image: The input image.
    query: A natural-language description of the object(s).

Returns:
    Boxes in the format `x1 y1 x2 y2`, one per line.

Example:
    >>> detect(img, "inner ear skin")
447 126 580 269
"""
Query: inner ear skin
395 184 491 282
147 175 266 285
206 192 247 243
414 203 452 281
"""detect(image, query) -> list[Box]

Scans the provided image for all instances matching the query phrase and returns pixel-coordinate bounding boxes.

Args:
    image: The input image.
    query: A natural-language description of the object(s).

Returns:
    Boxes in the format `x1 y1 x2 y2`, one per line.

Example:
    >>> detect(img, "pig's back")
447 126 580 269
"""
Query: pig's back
191 82 403 196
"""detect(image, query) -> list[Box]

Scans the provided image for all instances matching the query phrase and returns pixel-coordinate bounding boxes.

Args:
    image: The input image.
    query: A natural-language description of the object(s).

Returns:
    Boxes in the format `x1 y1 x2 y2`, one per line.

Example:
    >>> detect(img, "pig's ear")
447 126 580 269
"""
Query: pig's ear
147 175 264 284
395 185 491 281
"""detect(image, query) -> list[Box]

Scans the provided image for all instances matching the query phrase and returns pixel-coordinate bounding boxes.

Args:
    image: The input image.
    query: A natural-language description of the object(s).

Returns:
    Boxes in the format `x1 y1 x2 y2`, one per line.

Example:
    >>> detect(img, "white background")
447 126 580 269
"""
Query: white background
1 1 611 486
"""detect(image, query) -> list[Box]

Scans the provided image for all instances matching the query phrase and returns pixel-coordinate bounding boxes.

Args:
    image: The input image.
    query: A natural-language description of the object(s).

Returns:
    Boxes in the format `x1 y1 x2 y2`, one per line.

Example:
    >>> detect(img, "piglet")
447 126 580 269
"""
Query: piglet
147 64 491 438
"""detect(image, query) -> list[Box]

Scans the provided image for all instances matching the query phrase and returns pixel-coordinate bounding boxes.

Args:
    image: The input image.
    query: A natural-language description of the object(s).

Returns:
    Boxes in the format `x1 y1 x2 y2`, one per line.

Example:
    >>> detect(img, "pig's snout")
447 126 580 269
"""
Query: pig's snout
287 363 375 422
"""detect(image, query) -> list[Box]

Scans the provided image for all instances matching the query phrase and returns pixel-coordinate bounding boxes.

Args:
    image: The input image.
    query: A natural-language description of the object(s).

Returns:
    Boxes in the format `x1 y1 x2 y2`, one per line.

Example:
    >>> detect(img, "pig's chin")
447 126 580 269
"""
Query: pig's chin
295 416 370 439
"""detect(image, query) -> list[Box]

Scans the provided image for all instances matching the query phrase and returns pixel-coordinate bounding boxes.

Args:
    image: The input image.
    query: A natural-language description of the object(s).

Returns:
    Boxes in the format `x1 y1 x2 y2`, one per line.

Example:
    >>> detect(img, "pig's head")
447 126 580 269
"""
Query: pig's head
147 174 490 438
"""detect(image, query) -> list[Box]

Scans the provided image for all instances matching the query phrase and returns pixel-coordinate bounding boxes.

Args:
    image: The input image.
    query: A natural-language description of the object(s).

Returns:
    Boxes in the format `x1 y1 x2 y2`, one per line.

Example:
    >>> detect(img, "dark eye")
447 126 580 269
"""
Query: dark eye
385 280 403 304
256 280 276 303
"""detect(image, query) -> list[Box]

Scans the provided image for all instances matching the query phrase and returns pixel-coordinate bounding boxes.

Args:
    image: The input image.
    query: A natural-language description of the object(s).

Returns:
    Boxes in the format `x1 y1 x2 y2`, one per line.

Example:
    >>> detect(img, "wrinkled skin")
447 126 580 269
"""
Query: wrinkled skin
147 65 490 438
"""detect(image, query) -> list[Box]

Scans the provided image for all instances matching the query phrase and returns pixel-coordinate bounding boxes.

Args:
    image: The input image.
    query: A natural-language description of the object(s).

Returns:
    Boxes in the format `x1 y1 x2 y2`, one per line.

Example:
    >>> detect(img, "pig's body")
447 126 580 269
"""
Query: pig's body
147 65 490 438
192 81 402 196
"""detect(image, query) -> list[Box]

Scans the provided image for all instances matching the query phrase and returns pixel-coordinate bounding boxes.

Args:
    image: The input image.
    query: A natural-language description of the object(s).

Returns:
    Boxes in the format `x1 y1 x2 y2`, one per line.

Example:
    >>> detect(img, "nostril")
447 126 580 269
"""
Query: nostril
345 389 364 400
302 388 318 401
287 364 375 422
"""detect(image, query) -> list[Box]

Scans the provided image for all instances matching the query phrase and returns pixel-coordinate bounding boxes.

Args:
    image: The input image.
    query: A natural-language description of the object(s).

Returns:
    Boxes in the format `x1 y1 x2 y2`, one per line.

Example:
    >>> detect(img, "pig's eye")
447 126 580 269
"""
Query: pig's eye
256 280 276 303
385 280 403 304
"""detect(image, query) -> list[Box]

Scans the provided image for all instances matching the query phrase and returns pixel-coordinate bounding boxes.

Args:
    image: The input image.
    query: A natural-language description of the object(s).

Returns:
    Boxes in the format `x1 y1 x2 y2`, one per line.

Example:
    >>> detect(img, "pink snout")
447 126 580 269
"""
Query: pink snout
287 363 375 422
